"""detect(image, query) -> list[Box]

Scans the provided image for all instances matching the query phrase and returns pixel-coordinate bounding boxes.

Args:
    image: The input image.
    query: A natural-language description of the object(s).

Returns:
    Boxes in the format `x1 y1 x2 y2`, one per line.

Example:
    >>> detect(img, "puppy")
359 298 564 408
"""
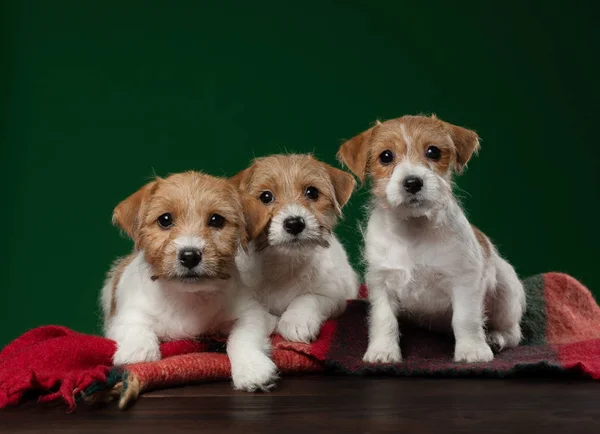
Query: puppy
101 171 278 392
338 115 526 363
231 154 359 343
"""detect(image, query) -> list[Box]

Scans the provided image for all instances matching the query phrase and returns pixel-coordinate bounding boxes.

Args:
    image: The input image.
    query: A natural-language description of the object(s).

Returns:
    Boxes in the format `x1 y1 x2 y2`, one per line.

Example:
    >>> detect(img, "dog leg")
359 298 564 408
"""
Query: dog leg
108 320 161 366
487 256 525 351
228 296 278 392
362 269 403 363
277 292 344 343
452 280 494 363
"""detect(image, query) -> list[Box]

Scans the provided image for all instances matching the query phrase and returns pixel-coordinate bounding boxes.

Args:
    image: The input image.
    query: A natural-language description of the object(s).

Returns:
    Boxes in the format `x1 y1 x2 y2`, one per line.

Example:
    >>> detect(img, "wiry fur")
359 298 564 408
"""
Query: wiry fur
338 116 526 363
232 154 359 343
101 171 278 392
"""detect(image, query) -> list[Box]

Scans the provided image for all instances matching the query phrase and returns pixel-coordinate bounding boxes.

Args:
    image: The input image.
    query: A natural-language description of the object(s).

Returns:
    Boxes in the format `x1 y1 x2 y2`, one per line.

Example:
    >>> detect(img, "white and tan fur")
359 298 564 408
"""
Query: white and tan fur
232 154 359 343
338 116 525 363
101 171 278 392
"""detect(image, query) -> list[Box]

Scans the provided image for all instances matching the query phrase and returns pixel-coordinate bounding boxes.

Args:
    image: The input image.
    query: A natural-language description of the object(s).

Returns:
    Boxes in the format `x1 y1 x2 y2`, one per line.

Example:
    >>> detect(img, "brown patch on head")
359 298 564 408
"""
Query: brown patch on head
471 225 492 260
338 115 480 199
113 172 249 281
231 154 355 239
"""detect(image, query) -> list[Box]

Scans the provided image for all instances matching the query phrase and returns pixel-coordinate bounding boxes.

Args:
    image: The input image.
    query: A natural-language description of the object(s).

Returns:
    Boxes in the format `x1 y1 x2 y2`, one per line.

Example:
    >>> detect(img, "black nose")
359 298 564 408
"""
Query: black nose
178 249 201 269
403 176 423 194
283 216 305 235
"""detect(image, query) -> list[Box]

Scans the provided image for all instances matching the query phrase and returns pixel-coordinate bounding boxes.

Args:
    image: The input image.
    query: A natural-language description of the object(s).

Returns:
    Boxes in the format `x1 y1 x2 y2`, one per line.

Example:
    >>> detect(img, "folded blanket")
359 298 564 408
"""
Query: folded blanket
1 272 599 411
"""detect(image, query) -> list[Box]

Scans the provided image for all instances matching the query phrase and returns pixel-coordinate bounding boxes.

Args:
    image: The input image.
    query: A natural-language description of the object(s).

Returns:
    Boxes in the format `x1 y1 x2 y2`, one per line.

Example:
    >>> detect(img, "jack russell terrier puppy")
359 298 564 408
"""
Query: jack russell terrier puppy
338 115 525 363
101 171 277 392
231 154 359 343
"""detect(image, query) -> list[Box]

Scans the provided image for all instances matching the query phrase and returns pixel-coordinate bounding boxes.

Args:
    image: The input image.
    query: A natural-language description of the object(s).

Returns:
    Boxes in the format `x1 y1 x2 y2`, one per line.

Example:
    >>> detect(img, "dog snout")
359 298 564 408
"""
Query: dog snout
178 248 202 269
403 176 423 194
283 216 305 235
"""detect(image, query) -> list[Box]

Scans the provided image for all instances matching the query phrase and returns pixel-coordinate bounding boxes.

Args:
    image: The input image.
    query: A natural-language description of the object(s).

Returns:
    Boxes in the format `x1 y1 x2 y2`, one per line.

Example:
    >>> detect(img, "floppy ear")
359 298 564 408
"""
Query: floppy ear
239 193 270 251
325 164 356 213
229 166 253 191
446 123 480 173
337 124 378 183
112 180 157 239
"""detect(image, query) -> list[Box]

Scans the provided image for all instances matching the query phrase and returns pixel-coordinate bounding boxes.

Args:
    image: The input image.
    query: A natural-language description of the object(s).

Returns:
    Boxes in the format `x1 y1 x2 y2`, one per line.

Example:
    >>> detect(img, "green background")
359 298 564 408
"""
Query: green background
1 0 598 346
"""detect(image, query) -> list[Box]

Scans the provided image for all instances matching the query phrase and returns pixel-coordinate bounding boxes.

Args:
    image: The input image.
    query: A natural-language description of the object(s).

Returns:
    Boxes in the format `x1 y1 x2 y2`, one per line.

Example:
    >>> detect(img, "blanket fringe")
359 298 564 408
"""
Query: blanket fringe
119 374 140 410
81 381 123 406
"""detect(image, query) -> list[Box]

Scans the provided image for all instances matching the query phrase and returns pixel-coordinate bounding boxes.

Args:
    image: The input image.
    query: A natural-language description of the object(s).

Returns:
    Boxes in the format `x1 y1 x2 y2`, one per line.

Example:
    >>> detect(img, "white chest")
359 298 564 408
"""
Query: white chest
368 225 458 316
257 280 308 315
247 250 320 316
116 253 234 341
392 264 453 315
150 292 229 340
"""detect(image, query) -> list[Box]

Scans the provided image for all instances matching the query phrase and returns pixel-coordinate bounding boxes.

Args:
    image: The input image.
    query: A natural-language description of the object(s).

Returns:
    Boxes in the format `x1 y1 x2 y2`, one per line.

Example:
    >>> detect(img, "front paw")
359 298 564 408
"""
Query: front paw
112 338 161 366
454 340 494 363
363 343 402 364
277 312 321 343
231 351 278 392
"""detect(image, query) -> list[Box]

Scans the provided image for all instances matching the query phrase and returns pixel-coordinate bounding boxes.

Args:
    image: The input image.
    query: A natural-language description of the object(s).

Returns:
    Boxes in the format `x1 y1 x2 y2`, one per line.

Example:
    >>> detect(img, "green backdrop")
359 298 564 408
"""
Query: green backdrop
1 0 598 346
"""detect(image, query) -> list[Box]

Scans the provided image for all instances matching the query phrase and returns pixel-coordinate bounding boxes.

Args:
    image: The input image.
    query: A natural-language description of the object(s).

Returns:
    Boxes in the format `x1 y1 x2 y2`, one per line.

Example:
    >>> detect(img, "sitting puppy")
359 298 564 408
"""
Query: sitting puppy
338 115 525 363
101 171 277 392
231 154 359 343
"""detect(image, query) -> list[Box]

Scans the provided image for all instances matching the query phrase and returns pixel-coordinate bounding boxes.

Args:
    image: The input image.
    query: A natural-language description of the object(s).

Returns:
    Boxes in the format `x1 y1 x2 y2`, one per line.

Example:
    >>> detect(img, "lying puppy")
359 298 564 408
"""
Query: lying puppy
232 154 359 343
101 171 277 391
338 115 525 363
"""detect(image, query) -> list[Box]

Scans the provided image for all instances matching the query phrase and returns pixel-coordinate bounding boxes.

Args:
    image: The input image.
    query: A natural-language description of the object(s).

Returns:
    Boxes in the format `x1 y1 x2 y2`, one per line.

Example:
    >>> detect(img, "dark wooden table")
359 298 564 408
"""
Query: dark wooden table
2 376 599 433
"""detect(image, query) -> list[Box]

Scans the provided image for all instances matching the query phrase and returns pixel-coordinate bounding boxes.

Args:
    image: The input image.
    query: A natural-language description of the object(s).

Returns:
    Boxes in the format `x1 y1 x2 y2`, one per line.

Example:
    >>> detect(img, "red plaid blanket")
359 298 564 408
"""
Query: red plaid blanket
1 272 599 411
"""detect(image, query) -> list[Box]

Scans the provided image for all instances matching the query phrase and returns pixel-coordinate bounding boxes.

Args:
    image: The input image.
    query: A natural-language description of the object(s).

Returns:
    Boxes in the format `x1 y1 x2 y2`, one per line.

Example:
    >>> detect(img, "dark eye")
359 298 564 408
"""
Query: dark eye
259 190 274 204
208 213 225 228
426 145 442 161
157 213 174 228
379 150 394 164
305 186 319 200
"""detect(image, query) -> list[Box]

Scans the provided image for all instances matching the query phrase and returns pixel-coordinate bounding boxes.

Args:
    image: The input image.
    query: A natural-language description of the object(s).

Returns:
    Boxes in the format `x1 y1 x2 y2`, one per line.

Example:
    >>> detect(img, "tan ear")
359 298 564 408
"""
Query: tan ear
240 193 270 249
325 164 356 212
230 166 253 191
337 125 377 182
112 180 157 239
446 123 480 173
